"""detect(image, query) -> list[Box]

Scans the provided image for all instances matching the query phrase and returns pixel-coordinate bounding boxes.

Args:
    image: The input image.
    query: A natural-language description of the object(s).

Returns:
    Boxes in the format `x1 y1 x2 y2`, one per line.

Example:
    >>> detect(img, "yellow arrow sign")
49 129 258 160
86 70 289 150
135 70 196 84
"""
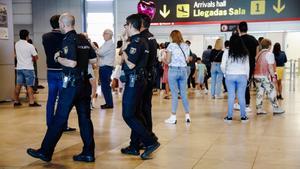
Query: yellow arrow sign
273 0 285 14
160 4 170 18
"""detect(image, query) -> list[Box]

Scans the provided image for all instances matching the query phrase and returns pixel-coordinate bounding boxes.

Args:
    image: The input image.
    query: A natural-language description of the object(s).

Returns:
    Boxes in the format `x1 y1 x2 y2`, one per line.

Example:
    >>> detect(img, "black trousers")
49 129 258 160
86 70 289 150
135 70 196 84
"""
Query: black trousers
141 80 155 134
245 71 253 105
122 79 155 149
40 79 95 157
187 67 196 88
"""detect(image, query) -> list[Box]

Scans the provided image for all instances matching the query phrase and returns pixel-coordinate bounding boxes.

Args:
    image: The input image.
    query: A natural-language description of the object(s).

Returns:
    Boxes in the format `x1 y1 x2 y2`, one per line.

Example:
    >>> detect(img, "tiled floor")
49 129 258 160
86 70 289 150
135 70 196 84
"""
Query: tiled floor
0 79 299 169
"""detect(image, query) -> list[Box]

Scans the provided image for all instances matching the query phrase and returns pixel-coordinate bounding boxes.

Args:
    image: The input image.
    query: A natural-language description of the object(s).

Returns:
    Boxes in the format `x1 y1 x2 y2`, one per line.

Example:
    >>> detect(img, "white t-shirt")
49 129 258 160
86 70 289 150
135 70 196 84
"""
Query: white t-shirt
15 40 37 70
167 43 190 67
265 51 275 64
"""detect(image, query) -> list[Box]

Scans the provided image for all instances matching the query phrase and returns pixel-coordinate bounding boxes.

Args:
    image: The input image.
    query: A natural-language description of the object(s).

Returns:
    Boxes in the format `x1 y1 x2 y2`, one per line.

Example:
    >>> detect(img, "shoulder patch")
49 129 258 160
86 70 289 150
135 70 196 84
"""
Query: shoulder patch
63 46 68 54
129 47 137 55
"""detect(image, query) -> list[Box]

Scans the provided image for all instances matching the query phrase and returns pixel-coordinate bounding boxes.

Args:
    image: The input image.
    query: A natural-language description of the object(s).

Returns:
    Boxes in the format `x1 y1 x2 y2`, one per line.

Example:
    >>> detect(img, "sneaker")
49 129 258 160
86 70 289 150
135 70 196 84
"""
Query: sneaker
29 102 41 107
185 114 191 123
256 109 267 115
273 107 285 114
245 106 251 112
121 146 140 156
211 96 215 99
233 103 240 110
241 116 249 123
164 116 177 124
223 116 232 123
204 89 208 94
215 95 223 99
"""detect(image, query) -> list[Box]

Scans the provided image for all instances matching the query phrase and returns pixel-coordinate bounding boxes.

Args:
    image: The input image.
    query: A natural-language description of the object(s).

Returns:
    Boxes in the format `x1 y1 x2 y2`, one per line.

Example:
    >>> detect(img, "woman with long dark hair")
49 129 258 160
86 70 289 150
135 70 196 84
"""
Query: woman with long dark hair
221 34 249 123
273 42 287 100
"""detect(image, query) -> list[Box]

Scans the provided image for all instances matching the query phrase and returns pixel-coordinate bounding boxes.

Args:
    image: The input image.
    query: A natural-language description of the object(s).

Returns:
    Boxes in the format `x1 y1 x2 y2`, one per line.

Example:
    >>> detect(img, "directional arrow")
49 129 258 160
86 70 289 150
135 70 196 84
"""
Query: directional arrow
273 0 285 14
160 4 170 18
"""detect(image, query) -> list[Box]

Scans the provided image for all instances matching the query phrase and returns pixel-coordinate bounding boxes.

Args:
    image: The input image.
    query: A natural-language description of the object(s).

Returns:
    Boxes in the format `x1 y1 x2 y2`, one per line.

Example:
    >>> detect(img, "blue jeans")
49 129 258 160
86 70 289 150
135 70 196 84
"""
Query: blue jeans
168 67 190 113
46 70 67 128
99 66 113 106
225 75 247 118
210 63 223 96
16 69 35 86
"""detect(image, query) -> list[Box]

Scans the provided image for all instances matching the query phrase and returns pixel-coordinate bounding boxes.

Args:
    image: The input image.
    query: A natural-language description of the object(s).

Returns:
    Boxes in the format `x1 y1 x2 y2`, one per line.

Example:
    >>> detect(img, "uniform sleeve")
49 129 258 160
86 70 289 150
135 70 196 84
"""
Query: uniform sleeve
65 36 77 61
89 43 97 60
125 42 140 65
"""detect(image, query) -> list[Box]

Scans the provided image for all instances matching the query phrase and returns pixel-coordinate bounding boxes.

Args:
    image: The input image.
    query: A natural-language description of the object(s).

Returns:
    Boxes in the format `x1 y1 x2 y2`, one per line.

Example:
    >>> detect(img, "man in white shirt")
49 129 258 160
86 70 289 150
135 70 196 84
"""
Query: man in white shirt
14 29 41 107
95 29 115 109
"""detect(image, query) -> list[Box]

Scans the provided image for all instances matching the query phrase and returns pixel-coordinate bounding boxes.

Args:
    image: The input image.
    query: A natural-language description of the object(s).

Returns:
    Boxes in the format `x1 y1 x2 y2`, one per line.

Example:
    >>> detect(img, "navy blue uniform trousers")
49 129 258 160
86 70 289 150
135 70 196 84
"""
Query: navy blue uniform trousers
122 79 155 149
40 78 95 157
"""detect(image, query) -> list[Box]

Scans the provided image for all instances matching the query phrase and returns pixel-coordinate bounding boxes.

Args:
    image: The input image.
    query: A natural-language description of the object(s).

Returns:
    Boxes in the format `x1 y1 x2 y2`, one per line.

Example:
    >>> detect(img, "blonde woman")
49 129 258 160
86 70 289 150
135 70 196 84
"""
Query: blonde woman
209 38 224 99
163 30 190 124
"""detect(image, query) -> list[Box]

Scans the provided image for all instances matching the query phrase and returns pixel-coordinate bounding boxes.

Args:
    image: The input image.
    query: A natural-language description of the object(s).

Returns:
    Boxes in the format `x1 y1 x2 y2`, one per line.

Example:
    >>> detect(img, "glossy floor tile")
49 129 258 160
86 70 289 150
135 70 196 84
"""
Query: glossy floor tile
0 79 299 169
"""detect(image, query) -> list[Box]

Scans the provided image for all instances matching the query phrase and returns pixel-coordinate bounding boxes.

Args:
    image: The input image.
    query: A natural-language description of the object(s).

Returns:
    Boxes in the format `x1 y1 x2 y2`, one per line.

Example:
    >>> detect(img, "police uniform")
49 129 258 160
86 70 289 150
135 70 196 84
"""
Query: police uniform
140 29 158 138
122 34 156 151
37 30 96 159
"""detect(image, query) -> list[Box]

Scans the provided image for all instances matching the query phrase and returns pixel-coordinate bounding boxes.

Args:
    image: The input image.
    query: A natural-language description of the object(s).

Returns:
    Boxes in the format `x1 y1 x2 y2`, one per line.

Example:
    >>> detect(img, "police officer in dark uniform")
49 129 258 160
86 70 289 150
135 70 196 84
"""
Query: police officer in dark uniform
138 13 158 139
120 14 160 160
27 13 96 163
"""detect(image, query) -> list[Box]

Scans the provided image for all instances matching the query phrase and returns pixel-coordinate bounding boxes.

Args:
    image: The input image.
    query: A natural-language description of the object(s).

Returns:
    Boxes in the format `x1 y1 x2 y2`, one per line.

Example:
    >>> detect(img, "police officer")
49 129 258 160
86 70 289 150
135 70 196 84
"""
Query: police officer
120 14 160 160
138 14 158 139
27 13 97 162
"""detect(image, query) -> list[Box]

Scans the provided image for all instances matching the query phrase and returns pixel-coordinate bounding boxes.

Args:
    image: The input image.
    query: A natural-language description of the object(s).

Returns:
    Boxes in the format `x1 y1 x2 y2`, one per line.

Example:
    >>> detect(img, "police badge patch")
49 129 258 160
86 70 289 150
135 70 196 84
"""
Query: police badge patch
129 47 136 55
63 46 68 54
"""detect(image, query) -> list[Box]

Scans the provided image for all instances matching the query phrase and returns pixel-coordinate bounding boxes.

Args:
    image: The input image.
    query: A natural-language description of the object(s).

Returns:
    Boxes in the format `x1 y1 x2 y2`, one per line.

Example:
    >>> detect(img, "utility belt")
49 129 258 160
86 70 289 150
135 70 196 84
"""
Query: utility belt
120 69 146 87
146 66 157 84
62 71 88 88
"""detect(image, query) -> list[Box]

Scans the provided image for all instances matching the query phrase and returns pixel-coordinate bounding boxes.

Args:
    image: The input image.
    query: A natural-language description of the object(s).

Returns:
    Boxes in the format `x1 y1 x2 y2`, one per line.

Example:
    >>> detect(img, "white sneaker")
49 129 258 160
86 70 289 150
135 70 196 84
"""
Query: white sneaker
273 107 285 114
234 103 240 110
256 109 267 115
215 95 223 99
204 89 208 94
245 107 252 112
185 114 191 123
165 115 177 124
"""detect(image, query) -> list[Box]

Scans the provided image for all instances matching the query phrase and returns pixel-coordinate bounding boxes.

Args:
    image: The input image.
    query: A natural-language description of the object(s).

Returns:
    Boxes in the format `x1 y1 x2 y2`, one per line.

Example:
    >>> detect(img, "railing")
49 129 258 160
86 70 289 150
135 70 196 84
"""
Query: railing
289 59 297 92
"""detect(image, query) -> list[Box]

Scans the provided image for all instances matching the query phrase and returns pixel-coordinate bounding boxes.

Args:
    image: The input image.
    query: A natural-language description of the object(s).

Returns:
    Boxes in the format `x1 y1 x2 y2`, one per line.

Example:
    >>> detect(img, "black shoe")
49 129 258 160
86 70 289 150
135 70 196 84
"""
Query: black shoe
63 127 76 132
37 85 45 89
27 148 51 162
101 104 113 109
73 153 95 162
121 146 140 156
14 102 22 107
29 102 41 107
140 142 160 160
279 95 284 100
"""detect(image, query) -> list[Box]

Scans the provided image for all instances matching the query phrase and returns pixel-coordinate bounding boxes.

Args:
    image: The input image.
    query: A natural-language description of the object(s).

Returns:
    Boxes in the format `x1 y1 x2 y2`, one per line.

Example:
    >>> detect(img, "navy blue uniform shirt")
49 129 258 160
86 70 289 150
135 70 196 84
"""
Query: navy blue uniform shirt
60 30 77 74
123 34 149 75
42 30 64 69
140 29 157 70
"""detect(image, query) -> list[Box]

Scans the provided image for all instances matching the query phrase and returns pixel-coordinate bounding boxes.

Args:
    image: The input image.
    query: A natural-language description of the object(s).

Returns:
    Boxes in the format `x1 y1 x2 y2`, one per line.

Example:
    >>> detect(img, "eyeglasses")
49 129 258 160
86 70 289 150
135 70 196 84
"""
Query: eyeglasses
123 23 129 28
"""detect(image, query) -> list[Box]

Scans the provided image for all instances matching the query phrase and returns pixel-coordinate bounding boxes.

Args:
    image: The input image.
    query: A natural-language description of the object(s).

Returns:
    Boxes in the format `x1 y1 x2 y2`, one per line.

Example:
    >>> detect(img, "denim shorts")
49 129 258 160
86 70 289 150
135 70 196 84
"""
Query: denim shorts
16 69 35 86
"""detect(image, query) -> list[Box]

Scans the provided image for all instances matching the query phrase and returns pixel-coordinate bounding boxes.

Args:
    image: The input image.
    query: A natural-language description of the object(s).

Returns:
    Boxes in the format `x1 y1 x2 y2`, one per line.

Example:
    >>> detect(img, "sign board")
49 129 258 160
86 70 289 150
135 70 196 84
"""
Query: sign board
220 23 238 32
152 0 300 25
